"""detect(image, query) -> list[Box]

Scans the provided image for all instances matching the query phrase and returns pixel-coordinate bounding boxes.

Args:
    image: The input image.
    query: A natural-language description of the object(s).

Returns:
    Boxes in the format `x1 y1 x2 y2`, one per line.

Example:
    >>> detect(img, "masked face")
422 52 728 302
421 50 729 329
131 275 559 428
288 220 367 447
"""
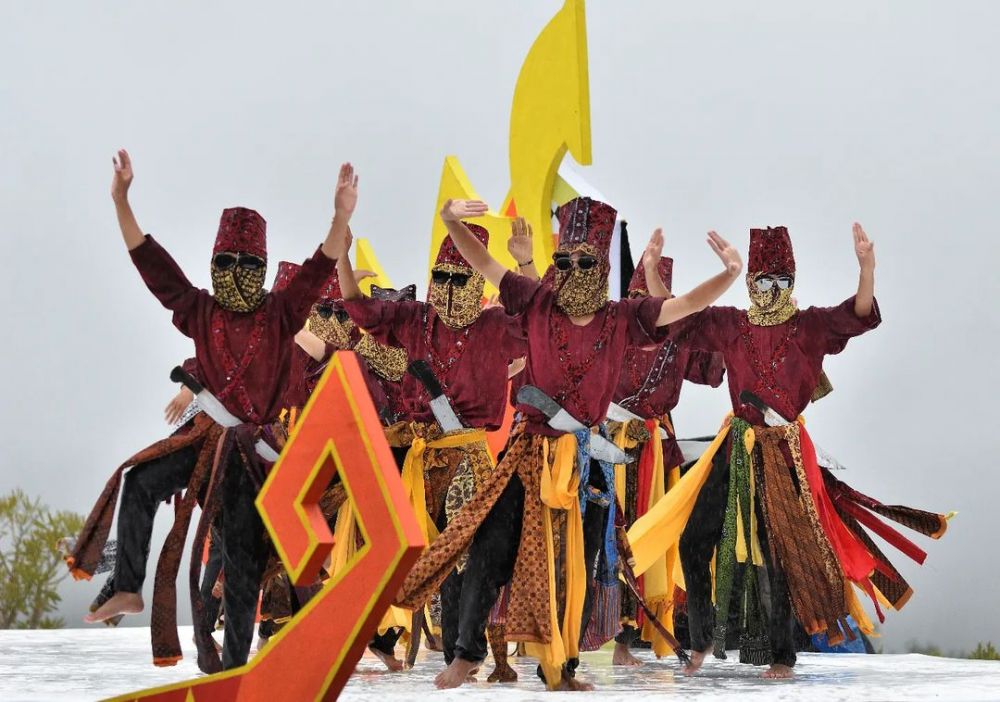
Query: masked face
746 271 797 326
354 333 407 382
552 245 608 316
428 264 484 329
306 301 355 349
211 251 267 312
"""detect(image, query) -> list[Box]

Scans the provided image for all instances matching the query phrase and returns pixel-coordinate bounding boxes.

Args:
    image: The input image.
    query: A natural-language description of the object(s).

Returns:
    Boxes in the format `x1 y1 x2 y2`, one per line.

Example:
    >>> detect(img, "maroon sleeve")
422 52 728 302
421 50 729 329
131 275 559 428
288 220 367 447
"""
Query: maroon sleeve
498 271 545 316
668 306 739 353
803 296 882 356
623 296 670 347
181 357 201 383
303 343 336 382
129 235 206 337
271 246 339 330
683 350 726 388
341 297 425 351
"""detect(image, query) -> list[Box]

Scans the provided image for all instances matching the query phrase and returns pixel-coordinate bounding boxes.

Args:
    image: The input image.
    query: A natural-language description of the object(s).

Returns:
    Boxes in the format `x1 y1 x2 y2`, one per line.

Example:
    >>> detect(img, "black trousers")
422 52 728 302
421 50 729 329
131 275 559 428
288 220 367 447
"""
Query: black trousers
678 442 796 667
451 458 608 666
114 446 199 593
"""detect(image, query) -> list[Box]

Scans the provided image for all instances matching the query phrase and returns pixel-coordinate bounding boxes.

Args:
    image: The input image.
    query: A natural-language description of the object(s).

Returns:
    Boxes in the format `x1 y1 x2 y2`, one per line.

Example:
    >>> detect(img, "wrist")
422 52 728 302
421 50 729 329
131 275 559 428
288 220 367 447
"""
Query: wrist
517 258 533 267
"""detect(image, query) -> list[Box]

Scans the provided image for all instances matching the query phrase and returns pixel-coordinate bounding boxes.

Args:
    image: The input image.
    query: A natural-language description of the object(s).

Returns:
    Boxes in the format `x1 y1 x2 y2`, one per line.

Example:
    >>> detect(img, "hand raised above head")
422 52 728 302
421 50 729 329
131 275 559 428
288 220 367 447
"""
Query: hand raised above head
111 149 133 203
643 228 664 267
334 162 359 217
508 217 534 264
706 230 742 276
440 199 489 222
853 222 875 271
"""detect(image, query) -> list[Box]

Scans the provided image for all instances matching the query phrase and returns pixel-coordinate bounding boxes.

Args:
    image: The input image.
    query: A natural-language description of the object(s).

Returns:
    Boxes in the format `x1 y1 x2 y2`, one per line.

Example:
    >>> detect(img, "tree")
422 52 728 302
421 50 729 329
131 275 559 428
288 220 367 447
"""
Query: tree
0 489 84 628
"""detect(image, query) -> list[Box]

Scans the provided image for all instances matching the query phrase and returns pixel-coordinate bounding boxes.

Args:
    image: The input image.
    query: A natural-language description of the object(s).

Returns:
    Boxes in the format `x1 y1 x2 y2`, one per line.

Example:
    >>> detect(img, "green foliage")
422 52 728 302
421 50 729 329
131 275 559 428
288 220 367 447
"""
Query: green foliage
0 489 84 629
969 642 1000 661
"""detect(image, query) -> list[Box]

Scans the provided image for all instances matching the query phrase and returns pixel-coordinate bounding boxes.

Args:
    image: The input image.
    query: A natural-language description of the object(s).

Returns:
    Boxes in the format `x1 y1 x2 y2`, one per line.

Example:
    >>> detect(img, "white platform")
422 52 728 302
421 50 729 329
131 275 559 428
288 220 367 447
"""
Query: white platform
1 626 998 701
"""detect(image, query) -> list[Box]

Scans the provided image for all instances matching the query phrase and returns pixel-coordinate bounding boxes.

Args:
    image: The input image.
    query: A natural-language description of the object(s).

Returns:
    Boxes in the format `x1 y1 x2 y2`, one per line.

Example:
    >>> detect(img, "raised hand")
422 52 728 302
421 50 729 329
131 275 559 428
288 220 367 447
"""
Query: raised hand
353 269 377 284
853 222 875 271
111 149 134 203
440 199 488 222
707 230 742 276
508 217 534 264
643 228 664 268
334 162 359 217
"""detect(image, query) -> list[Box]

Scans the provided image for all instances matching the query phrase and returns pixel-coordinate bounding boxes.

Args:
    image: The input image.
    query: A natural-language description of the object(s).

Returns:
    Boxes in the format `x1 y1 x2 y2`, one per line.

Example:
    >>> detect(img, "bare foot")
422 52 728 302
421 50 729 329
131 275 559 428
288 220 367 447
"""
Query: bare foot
487 662 518 683
555 671 595 691
369 646 405 672
612 642 644 667
84 592 143 623
682 647 712 676
762 663 794 679
434 658 479 689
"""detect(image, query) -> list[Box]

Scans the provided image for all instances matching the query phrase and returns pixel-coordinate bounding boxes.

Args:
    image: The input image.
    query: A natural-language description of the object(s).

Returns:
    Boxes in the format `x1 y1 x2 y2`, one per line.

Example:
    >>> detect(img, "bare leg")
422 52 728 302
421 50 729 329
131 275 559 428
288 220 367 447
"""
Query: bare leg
683 646 713 676
612 641 643 667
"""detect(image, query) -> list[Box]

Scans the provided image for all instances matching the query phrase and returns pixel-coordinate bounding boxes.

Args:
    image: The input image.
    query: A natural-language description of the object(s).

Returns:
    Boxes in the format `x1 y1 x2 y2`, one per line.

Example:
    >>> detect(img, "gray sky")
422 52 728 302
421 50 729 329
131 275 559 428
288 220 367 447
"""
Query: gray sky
1 1 997 653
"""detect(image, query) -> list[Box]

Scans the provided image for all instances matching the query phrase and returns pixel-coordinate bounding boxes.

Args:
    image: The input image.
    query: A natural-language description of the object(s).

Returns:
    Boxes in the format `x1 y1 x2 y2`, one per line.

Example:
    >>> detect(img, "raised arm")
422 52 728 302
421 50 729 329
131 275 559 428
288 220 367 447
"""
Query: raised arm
322 162 358 260
508 217 539 281
852 222 876 317
440 200 508 288
111 149 145 251
294 328 328 361
641 228 672 298
338 226 363 301
655 231 742 327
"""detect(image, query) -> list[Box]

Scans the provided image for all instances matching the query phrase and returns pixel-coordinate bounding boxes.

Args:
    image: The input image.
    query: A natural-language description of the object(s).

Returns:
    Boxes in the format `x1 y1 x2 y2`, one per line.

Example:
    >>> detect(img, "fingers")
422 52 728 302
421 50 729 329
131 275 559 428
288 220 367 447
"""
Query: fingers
707 230 731 249
119 149 131 169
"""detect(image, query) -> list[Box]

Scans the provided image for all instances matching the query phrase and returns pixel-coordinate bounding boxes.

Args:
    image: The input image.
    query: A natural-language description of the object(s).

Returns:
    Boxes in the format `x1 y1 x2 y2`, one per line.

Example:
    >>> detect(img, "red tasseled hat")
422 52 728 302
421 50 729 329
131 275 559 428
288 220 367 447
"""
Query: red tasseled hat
271 261 301 293
748 226 795 274
555 197 616 262
213 207 267 260
434 223 489 268
371 284 417 302
628 256 673 294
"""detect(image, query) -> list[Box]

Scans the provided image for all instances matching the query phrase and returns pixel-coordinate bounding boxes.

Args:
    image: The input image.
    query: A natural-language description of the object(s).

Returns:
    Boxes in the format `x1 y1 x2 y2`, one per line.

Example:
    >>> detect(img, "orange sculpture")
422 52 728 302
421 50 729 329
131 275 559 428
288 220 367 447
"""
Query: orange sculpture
110 352 424 701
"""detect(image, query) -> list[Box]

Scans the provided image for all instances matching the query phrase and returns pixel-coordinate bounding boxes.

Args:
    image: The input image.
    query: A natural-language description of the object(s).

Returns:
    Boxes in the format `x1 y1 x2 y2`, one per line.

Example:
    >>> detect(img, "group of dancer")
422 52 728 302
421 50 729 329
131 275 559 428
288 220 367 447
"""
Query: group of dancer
65 150 950 691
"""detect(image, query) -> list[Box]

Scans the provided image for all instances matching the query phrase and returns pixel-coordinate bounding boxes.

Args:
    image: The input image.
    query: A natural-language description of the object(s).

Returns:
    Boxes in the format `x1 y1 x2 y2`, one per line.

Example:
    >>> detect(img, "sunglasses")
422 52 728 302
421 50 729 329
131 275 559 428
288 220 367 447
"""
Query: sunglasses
753 275 794 292
431 270 471 287
213 252 265 271
316 305 351 323
552 253 598 272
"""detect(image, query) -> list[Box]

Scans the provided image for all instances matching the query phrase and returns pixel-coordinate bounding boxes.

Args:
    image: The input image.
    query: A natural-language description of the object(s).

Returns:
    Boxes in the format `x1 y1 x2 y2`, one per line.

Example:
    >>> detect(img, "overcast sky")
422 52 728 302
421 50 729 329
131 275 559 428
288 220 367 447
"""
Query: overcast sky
1 1 997 654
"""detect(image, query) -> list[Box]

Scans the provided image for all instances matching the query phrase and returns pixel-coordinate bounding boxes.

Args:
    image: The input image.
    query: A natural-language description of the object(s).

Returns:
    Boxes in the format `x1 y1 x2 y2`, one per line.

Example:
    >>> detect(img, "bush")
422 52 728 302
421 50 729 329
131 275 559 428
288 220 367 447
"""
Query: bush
969 642 1000 661
0 489 84 628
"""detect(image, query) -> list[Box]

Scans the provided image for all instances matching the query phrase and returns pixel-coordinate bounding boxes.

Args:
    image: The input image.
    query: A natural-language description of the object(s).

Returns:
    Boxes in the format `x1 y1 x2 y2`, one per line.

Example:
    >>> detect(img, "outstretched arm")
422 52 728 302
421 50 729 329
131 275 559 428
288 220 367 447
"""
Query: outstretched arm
295 328 328 361
439 200 508 288
111 149 144 251
641 228 672 298
655 231 742 327
338 227 363 300
321 162 358 260
853 222 876 317
508 217 539 281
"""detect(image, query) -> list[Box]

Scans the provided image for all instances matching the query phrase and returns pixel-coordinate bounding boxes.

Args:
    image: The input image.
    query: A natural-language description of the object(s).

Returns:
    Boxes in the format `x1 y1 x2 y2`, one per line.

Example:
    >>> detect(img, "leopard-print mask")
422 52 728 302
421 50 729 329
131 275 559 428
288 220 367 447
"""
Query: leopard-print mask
746 272 797 326
428 264 484 329
553 245 609 317
211 261 266 312
306 302 355 349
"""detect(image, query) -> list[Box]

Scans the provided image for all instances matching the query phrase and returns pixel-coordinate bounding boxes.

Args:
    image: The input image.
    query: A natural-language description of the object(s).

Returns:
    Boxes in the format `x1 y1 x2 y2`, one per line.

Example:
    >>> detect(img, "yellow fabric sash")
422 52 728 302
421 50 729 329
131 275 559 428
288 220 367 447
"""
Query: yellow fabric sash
627 418 732 577
525 434 586 689
400 427 489 543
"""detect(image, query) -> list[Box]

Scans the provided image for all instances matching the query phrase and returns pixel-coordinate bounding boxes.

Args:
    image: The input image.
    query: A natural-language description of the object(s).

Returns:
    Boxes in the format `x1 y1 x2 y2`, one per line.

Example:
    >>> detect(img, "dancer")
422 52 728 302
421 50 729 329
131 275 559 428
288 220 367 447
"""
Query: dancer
393 196 742 690
67 151 354 672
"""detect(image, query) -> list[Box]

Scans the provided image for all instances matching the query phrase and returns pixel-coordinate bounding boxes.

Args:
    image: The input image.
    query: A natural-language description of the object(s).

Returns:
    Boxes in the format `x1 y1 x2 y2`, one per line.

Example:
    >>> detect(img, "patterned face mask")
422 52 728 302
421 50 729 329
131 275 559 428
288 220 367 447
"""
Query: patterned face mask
354 333 407 382
211 253 267 312
306 302 355 349
746 272 797 326
553 245 608 316
428 264 484 329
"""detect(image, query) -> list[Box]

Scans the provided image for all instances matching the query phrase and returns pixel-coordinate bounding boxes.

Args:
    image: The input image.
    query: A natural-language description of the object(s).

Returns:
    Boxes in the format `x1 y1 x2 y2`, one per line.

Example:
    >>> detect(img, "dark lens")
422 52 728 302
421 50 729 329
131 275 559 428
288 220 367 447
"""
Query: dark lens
553 255 572 271
213 253 236 270
577 256 597 271
431 271 451 284
239 255 264 271
316 305 334 319
450 273 470 287
334 308 351 323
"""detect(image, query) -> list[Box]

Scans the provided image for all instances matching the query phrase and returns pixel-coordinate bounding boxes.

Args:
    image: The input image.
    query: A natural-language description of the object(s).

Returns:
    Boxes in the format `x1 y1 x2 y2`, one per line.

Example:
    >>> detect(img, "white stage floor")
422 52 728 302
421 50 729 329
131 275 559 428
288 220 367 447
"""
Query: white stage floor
1 626 997 701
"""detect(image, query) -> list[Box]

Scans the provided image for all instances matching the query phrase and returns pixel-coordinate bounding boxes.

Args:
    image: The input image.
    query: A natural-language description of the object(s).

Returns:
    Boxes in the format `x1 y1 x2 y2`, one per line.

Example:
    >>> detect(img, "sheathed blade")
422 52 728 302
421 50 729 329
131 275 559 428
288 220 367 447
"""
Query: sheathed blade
407 360 464 433
517 385 630 464
194 391 242 428
254 439 280 463
606 402 669 439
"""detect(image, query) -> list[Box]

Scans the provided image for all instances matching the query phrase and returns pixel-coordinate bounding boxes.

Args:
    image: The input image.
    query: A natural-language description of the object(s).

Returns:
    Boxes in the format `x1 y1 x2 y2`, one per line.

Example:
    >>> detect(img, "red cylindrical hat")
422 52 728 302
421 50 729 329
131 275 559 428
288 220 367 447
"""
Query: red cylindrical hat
434 223 489 267
555 197 616 261
213 207 267 260
748 226 795 274
628 256 673 294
